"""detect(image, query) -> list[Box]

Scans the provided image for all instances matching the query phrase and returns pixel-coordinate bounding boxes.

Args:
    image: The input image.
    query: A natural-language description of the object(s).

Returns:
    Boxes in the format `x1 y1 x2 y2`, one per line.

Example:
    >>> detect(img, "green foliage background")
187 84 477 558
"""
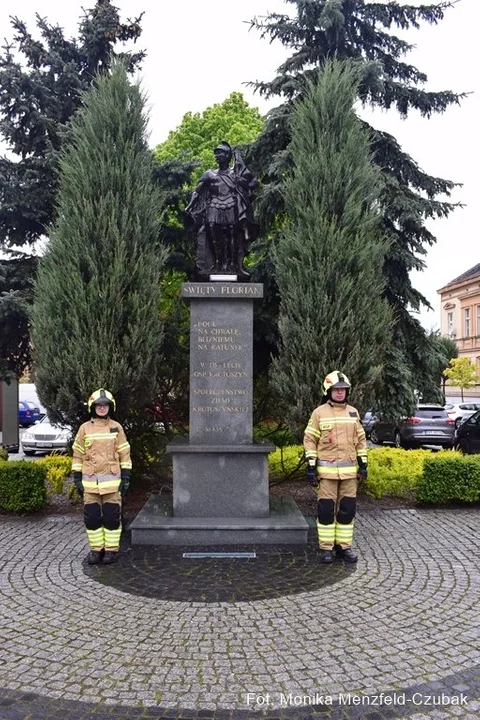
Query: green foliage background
31 63 167 450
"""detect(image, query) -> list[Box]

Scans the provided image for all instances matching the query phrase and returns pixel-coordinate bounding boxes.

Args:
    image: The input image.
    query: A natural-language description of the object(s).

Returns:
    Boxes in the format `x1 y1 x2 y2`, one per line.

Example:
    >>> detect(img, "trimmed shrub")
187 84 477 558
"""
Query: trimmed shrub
39 455 73 494
268 445 305 482
0 461 47 512
417 454 480 504
366 447 431 499
0 446 8 461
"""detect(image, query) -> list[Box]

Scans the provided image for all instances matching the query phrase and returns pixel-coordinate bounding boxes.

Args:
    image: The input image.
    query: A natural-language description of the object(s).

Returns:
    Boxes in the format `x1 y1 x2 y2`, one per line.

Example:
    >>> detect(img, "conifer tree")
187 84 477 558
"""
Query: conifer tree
249 0 464 415
31 62 167 445
272 60 391 431
0 0 144 250
0 1 145 375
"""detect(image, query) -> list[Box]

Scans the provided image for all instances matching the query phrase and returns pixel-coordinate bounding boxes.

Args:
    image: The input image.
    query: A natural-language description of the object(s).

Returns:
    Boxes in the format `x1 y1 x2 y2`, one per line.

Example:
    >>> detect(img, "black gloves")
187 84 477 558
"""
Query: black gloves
306 463 318 485
357 457 368 483
120 469 131 495
73 471 84 498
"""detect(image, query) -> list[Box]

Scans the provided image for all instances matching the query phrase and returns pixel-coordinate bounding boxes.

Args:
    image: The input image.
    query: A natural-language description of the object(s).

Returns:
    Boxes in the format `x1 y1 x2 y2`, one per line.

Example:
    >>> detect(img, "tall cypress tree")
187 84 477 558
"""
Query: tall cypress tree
31 62 167 444
249 0 464 415
272 60 391 432
0 1 145 376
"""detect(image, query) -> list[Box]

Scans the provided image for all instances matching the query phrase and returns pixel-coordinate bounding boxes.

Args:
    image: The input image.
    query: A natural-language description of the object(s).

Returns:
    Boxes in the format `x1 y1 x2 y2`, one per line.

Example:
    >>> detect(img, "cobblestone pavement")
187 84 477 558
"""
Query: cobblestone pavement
0 508 479 720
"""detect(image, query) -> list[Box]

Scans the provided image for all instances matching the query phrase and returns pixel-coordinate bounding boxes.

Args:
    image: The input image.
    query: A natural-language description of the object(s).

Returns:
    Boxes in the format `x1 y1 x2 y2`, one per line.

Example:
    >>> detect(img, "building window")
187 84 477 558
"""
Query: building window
465 308 471 338
477 306 480 336
447 311 454 337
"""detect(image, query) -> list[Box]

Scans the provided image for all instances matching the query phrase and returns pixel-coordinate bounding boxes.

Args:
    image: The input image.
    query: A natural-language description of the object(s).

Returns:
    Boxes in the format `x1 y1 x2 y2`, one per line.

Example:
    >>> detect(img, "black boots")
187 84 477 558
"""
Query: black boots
87 549 118 564
319 546 358 563
335 546 358 563
319 550 335 564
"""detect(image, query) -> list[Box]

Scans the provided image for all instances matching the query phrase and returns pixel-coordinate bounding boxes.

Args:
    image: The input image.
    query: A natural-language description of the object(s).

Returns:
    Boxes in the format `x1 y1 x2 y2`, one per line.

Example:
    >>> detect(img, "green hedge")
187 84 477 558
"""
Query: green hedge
39 455 73 494
0 461 47 512
366 447 440 499
417 454 480 504
267 445 480 507
268 445 305 481
0 446 8 462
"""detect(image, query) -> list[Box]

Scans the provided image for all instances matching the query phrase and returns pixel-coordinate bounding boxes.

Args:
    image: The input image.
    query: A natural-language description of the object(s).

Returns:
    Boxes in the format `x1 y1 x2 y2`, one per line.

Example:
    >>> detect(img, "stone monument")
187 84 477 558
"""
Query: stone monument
130 145 308 545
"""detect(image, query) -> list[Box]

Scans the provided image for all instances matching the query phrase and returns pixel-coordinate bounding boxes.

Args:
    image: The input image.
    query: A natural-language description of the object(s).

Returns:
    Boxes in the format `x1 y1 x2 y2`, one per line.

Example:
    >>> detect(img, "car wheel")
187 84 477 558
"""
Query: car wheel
393 430 402 448
370 428 380 445
455 418 462 429
23 449 36 456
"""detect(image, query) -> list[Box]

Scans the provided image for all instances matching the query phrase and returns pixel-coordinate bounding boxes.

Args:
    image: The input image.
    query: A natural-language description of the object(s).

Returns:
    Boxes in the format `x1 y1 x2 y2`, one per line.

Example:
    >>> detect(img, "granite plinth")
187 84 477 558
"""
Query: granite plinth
129 495 309 546
167 440 274 518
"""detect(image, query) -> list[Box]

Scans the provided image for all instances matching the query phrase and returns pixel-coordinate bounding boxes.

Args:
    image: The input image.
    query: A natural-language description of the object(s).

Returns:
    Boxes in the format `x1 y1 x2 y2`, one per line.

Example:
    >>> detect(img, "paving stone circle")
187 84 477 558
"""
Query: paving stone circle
0 508 479 719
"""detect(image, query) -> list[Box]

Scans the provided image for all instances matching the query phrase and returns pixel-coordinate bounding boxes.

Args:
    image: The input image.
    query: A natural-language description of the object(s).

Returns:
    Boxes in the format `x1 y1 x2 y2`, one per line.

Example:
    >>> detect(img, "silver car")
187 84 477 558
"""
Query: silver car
370 405 455 449
21 415 72 456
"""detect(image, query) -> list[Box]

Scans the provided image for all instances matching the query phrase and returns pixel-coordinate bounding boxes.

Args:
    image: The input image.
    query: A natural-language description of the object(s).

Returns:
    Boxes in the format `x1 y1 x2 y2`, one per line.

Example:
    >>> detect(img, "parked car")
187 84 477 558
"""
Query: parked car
444 402 480 429
21 415 72 456
370 404 455 449
361 410 378 438
454 409 480 454
18 400 41 428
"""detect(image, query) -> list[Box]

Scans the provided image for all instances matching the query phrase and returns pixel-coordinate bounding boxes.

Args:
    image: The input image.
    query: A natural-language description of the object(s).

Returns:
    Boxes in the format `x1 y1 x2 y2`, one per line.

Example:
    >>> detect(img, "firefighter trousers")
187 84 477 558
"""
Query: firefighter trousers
83 491 122 551
316 477 357 550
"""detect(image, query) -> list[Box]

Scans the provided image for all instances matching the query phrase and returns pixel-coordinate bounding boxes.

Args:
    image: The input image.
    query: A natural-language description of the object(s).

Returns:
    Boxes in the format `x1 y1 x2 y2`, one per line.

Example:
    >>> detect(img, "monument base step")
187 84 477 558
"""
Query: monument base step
129 495 309 546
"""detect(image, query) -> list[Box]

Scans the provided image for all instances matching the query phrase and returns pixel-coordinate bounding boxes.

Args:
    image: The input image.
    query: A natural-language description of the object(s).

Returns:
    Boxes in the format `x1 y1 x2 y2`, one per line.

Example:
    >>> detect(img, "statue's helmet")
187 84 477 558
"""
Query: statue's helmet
214 140 232 158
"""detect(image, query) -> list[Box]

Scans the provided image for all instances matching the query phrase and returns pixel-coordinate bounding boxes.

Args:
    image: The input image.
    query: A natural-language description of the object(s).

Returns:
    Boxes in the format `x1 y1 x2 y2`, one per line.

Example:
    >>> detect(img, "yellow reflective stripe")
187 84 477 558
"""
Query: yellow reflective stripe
305 426 320 439
305 450 317 460
83 481 120 493
117 442 130 451
335 522 354 544
318 465 357 475
71 462 83 471
82 480 98 489
86 527 104 550
357 452 367 461
317 522 335 548
72 442 85 454
120 461 132 469
318 459 354 468
104 527 121 549
84 433 117 440
321 418 358 424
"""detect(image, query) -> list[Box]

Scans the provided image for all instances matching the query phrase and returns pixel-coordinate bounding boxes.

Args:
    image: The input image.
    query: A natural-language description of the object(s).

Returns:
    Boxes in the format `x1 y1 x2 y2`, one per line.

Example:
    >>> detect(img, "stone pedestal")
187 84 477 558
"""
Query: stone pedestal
130 282 308 546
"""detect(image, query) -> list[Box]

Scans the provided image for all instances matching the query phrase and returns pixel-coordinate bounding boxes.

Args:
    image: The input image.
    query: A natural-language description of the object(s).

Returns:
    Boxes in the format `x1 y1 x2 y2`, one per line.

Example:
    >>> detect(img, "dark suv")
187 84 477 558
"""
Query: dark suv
454 410 480 454
370 405 455 449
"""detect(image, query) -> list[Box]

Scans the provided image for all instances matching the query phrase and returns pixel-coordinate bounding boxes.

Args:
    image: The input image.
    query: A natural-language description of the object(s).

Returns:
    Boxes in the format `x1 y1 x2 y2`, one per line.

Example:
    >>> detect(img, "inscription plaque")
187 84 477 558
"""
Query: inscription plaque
189 300 252 444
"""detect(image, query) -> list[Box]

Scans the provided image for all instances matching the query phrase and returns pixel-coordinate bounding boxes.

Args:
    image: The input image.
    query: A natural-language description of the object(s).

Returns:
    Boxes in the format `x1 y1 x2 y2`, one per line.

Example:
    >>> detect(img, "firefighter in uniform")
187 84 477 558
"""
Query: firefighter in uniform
304 371 367 564
72 389 132 565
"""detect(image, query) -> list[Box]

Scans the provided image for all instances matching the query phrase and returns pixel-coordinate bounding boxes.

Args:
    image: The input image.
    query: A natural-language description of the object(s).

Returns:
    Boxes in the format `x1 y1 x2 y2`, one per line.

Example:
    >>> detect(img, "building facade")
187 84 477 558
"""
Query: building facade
438 263 480 397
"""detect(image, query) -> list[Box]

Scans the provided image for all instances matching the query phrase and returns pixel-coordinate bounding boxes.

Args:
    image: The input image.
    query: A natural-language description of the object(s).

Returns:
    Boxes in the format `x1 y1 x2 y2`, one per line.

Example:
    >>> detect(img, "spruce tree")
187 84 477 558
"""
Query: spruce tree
249 0 464 415
0 0 145 250
31 62 167 446
272 60 391 432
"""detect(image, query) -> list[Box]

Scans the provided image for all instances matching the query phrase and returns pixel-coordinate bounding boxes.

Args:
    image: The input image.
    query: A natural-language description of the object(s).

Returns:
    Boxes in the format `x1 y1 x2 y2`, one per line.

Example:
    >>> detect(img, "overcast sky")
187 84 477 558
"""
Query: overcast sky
1 0 478 330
